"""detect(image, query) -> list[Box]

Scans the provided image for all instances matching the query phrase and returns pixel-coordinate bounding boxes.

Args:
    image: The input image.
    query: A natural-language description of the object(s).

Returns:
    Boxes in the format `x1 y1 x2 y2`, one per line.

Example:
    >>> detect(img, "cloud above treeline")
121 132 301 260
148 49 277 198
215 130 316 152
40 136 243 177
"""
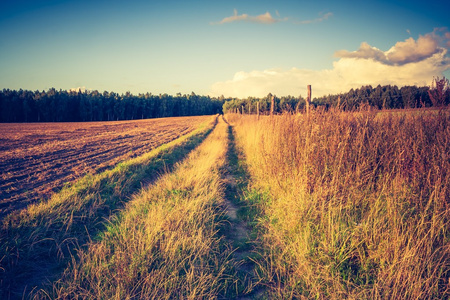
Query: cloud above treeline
211 9 331 25
210 29 450 98
335 33 441 66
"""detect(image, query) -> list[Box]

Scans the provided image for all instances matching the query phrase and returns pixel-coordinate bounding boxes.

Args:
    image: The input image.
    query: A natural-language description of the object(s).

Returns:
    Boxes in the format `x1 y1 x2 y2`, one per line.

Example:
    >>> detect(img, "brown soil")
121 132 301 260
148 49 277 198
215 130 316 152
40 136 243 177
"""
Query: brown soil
0 116 211 218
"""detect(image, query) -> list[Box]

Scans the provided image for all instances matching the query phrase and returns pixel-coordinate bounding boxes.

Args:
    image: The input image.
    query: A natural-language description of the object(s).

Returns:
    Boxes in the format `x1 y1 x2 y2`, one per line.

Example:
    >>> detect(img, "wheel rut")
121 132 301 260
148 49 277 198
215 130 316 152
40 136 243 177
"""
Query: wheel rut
221 118 265 299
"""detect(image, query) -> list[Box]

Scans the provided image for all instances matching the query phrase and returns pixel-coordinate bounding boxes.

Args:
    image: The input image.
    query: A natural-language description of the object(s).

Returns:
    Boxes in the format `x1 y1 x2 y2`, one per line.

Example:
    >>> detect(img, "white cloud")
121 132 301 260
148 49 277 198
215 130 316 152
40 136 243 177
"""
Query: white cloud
335 42 386 63
212 9 282 25
212 10 332 26
335 29 449 66
210 44 450 98
387 35 440 65
210 30 450 98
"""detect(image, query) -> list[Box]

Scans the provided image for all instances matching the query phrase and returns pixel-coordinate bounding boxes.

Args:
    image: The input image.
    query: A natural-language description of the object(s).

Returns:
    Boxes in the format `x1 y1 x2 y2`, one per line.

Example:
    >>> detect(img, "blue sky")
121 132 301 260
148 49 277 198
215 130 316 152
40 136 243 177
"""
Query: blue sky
1 0 449 98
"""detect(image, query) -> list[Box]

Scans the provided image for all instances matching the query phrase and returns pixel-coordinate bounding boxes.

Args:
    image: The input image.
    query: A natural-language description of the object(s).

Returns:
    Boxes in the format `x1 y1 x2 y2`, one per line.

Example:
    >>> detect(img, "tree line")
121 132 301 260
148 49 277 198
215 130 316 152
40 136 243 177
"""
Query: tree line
222 77 450 114
0 89 223 122
313 84 440 110
2 78 449 122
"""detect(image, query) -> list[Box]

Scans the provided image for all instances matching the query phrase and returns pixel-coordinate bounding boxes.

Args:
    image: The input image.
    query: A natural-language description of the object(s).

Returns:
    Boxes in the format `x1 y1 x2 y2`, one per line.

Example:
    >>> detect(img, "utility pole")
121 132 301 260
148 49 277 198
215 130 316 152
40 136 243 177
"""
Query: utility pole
306 85 311 115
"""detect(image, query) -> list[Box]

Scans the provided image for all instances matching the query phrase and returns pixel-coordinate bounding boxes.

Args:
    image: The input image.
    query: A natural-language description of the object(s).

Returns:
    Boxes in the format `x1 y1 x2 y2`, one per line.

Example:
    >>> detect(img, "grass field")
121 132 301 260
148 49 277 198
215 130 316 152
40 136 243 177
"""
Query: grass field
227 108 450 299
1 109 449 299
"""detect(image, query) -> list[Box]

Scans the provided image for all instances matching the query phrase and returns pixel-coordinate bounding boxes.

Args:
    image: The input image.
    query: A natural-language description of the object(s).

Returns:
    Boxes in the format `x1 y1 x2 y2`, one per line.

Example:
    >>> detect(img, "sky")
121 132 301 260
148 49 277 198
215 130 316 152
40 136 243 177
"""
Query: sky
1 0 450 98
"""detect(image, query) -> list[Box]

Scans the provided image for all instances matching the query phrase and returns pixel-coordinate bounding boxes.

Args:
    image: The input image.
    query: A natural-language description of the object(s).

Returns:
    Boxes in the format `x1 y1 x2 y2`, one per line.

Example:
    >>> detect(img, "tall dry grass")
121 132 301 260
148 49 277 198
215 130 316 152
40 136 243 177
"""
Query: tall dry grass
38 116 239 299
228 109 450 299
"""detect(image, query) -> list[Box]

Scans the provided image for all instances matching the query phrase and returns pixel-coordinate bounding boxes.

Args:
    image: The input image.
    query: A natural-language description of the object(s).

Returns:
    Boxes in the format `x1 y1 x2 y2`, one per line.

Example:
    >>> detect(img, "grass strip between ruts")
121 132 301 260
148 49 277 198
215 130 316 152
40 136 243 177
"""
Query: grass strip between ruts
41 115 239 299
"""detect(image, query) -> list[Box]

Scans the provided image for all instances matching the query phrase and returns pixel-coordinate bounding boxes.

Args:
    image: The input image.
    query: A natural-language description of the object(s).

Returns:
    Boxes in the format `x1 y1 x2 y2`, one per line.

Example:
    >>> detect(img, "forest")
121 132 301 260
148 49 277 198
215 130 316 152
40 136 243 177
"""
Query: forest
1 77 449 122
0 89 223 122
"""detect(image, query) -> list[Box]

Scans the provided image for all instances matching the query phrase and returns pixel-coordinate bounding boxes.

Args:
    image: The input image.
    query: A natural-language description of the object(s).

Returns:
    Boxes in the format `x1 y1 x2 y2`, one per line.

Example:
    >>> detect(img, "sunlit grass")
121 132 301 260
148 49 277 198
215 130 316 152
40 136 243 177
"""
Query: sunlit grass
227 108 450 299
2 109 449 299
36 116 240 299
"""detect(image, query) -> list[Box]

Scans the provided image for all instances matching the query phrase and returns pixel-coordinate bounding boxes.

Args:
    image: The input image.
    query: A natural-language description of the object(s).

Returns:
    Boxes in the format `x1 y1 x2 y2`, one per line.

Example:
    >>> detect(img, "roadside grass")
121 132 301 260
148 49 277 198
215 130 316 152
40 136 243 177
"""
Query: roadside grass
38 115 240 299
227 109 450 299
0 116 217 299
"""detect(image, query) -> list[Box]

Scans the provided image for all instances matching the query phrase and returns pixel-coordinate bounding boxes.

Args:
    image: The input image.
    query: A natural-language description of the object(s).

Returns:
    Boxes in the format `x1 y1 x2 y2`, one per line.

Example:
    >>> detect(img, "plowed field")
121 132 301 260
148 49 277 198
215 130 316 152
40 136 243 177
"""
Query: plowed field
0 116 211 218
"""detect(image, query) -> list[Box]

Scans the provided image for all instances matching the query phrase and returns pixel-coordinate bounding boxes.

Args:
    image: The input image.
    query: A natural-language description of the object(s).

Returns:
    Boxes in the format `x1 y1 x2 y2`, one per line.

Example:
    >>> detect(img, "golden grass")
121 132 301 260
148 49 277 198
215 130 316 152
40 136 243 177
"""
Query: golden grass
3 109 448 299
37 116 239 299
227 109 450 299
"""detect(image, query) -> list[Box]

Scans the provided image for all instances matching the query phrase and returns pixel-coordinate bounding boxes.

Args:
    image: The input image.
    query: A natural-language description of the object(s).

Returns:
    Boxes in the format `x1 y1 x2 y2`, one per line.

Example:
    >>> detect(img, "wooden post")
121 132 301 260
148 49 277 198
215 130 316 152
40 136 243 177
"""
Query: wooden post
306 85 311 114
257 102 260 120
270 95 275 116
